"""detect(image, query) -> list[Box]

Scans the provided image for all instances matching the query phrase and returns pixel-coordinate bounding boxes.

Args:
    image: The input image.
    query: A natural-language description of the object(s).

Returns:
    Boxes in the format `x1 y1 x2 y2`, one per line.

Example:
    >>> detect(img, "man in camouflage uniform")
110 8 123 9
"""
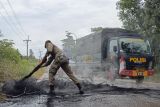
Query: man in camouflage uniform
39 40 84 94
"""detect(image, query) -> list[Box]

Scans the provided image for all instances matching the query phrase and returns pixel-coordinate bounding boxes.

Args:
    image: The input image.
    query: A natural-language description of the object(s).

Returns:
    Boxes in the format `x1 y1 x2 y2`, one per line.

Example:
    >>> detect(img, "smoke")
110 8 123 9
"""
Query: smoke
73 63 107 84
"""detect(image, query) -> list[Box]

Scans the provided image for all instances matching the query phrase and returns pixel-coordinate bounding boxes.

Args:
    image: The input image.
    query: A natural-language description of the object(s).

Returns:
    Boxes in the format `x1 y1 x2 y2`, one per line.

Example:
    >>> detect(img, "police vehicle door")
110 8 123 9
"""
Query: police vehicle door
108 39 118 70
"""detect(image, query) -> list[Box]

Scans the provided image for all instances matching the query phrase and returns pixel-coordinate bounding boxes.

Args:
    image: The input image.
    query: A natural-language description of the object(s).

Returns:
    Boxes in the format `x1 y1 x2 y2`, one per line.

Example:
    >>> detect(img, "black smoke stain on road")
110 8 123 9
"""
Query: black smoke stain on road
2 78 160 99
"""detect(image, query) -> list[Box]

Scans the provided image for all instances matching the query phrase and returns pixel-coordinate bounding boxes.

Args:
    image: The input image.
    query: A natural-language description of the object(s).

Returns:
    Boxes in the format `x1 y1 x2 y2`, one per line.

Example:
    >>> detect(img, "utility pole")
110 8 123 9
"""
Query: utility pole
23 36 31 60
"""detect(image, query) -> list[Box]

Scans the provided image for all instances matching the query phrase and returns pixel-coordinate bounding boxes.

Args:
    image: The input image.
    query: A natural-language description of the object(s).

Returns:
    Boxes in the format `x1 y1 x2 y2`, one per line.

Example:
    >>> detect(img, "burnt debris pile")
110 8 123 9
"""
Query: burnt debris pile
2 78 43 96
1 77 109 96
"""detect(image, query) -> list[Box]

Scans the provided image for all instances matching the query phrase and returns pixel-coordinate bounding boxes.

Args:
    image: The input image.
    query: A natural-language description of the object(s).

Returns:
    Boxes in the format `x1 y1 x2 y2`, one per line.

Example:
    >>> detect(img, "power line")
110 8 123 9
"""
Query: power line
0 0 33 57
6 0 27 36
23 36 31 59
0 0 27 48
0 0 24 40
0 10 24 41
0 0 24 37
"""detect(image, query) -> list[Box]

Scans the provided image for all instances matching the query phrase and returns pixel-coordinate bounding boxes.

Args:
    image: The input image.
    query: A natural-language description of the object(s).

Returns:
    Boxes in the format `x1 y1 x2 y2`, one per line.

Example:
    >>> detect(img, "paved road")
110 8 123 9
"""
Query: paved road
0 67 160 107
1 82 160 107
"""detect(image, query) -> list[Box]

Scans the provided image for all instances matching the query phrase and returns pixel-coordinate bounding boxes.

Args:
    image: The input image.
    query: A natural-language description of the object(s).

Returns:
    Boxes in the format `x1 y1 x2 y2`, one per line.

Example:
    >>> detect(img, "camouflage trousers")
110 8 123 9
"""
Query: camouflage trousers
49 53 79 86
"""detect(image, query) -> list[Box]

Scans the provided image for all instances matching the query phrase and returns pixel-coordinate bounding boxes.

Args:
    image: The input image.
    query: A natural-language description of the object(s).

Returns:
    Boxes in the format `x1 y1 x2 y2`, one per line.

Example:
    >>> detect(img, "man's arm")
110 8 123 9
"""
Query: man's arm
39 52 49 66
42 55 54 67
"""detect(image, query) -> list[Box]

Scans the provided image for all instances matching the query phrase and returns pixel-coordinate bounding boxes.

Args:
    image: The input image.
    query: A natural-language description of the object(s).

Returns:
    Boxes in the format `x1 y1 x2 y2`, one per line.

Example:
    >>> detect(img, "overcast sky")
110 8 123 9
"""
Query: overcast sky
0 0 122 58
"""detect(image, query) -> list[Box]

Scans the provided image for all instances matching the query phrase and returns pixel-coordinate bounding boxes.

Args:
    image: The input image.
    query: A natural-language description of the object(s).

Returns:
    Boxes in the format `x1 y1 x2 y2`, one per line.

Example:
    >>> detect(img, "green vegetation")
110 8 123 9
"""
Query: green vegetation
0 39 44 82
0 39 46 101
117 0 160 82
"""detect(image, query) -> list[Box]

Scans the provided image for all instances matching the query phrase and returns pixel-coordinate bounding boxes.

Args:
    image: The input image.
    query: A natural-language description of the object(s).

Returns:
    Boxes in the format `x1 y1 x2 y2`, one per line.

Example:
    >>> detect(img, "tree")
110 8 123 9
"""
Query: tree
0 39 21 63
117 0 160 65
117 0 145 32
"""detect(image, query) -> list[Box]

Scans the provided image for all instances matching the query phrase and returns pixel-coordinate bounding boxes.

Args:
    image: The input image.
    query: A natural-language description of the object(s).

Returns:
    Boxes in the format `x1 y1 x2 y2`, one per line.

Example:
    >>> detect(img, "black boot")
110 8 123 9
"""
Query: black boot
76 83 84 94
49 85 55 95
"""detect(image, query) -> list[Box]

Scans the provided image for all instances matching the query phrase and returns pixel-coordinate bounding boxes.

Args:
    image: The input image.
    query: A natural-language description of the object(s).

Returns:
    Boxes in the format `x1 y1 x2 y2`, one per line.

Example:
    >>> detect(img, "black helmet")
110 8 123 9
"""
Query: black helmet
45 40 51 48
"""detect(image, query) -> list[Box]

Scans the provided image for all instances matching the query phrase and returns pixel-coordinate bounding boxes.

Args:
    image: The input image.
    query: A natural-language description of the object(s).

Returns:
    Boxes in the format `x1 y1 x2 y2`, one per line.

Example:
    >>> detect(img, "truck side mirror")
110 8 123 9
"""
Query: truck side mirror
113 46 117 52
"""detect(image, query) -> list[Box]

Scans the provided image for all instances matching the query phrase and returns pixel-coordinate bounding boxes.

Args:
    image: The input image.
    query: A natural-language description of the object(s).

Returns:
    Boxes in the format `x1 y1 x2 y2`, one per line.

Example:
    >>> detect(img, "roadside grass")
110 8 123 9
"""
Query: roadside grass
0 58 45 82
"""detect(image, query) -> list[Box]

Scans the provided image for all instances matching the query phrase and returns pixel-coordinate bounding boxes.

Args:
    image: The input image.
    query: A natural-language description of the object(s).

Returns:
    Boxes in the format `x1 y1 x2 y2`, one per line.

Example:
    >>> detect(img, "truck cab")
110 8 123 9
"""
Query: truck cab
106 35 154 83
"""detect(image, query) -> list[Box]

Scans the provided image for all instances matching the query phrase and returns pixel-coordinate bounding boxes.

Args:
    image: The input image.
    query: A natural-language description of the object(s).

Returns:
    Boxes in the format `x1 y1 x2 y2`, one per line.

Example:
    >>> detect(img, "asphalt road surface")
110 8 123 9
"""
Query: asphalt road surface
0 67 160 107
1 81 160 107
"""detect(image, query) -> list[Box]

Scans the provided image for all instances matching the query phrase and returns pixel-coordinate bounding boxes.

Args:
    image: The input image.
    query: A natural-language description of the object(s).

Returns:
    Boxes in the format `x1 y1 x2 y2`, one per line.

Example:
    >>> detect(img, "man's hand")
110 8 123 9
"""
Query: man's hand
41 55 54 67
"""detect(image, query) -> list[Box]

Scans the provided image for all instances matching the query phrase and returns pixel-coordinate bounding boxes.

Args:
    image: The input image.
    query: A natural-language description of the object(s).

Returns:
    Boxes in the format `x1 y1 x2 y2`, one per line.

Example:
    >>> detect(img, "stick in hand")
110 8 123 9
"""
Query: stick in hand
20 64 41 82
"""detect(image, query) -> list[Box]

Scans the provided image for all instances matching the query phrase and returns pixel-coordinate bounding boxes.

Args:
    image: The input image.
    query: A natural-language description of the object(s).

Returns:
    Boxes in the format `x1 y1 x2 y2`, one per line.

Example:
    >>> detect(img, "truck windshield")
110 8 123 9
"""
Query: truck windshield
119 38 151 54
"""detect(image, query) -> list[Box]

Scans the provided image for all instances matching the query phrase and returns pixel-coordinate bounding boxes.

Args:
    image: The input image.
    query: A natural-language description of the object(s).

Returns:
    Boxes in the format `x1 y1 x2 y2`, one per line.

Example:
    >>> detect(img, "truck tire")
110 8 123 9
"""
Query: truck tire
136 76 144 83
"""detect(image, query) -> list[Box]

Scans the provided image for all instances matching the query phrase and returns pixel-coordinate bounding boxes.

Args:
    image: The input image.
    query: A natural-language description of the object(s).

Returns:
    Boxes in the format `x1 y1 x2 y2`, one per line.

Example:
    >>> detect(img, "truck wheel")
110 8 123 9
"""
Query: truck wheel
136 76 144 83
